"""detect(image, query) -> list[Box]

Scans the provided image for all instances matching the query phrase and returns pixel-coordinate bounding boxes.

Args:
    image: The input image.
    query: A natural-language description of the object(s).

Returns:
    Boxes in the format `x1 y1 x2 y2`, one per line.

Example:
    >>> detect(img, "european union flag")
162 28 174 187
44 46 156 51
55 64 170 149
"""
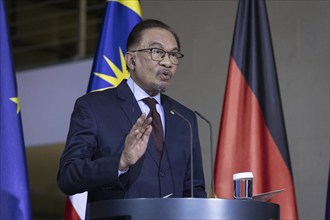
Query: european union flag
326 168 330 220
0 1 32 219
87 0 142 92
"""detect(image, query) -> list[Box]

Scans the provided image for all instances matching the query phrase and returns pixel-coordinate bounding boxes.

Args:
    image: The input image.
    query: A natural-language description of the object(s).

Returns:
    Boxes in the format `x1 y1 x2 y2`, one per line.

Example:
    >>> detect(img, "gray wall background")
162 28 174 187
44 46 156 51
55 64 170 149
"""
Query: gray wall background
17 1 329 219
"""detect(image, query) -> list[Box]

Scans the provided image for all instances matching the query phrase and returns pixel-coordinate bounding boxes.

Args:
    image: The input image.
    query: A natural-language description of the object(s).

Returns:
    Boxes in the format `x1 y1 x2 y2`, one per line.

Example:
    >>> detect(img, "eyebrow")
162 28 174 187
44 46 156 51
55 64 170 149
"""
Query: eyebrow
148 42 179 51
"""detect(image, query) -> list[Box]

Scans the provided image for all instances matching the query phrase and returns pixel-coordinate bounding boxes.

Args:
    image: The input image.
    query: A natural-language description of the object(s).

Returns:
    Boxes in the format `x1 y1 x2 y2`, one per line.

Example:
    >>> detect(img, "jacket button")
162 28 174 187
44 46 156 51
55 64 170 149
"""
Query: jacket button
159 171 165 177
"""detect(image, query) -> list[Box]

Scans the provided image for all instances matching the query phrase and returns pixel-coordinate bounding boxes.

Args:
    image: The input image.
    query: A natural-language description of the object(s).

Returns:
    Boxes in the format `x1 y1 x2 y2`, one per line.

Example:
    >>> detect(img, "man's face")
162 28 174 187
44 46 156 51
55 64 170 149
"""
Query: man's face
127 28 179 96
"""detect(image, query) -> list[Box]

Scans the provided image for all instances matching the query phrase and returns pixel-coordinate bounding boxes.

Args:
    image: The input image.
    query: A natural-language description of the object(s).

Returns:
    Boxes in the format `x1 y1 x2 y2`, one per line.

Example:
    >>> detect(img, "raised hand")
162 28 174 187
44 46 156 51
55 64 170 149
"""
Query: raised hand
119 114 152 170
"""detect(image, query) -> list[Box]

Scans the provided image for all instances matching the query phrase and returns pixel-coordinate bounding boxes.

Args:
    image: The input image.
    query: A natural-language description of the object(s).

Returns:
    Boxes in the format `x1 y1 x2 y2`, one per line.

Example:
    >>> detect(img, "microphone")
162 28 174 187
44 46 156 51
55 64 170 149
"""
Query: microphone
194 110 214 198
170 109 194 198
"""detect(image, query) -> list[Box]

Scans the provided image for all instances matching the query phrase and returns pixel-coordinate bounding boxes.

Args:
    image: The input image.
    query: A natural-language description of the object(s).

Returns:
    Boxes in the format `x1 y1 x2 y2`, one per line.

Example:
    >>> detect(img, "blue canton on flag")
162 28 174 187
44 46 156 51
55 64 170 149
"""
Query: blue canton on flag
87 0 142 92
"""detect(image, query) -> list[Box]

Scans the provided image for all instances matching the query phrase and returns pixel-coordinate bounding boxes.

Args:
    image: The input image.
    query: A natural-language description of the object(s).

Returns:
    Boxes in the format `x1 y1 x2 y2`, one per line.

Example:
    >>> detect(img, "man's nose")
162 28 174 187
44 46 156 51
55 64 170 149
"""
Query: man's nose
159 53 172 67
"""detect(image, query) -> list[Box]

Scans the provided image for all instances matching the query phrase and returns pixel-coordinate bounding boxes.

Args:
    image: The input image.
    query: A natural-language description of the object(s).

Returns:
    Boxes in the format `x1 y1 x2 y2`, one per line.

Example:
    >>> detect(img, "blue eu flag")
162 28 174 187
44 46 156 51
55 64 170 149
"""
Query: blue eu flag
0 1 32 219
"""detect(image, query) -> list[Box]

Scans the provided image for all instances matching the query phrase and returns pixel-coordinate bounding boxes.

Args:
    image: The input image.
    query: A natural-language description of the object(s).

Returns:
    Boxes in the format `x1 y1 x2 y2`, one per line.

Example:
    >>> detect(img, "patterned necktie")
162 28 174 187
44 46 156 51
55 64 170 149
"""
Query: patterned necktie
142 98 164 159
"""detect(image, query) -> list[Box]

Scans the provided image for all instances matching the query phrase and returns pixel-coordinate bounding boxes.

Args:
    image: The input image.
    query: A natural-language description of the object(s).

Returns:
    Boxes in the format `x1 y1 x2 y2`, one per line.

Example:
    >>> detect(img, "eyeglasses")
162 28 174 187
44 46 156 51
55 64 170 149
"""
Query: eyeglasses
129 48 184 65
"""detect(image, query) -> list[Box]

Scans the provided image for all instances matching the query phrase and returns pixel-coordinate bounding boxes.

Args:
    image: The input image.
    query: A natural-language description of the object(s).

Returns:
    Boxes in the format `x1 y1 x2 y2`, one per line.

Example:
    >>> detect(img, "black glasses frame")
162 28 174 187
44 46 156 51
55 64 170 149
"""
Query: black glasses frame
129 48 184 65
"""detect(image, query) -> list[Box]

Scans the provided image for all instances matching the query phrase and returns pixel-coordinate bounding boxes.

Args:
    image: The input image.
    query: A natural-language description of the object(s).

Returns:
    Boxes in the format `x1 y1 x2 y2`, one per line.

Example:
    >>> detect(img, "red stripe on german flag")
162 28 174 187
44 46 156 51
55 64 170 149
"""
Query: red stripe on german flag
214 57 297 219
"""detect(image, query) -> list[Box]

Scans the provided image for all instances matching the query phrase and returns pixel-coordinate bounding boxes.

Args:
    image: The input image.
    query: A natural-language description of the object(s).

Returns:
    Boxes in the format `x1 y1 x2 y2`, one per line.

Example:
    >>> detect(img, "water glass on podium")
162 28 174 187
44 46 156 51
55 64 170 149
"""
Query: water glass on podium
233 172 253 199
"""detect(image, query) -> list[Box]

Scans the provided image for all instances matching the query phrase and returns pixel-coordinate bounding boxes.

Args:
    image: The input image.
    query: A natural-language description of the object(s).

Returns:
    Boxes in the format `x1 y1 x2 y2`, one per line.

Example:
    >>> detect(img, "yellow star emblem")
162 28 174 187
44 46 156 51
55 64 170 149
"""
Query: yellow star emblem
92 47 130 92
10 97 21 114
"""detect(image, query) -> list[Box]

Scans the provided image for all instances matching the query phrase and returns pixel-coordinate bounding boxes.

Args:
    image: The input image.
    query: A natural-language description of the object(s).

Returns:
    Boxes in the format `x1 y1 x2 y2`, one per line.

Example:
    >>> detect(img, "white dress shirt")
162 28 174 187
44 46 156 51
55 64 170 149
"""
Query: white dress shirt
118 78 165 175
126 77 165 135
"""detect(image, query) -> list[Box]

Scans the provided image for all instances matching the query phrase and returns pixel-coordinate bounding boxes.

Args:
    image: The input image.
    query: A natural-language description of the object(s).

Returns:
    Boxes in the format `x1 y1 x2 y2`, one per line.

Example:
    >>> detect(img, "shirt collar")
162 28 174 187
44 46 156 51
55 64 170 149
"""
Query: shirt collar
127 77 161 105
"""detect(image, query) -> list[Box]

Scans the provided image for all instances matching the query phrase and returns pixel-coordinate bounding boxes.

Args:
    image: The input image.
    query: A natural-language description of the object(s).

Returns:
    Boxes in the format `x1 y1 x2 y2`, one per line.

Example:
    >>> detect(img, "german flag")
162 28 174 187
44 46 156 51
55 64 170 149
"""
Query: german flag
214 1 298 219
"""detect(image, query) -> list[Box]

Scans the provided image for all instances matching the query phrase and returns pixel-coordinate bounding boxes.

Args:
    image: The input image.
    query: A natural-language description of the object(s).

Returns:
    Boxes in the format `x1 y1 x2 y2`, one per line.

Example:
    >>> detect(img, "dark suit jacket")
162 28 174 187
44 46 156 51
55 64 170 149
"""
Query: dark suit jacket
57 80 206 202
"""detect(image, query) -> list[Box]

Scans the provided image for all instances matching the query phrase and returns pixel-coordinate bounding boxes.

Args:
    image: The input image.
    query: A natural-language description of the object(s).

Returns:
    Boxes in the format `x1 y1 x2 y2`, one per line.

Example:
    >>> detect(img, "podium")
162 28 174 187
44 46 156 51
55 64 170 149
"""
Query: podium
86 198 279 220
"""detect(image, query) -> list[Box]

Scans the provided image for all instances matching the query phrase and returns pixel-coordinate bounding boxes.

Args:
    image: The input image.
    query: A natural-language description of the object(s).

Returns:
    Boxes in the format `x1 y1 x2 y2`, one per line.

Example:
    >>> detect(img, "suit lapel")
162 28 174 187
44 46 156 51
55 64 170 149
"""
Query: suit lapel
161 96 177 168
117 81 141 126
117 80 160 166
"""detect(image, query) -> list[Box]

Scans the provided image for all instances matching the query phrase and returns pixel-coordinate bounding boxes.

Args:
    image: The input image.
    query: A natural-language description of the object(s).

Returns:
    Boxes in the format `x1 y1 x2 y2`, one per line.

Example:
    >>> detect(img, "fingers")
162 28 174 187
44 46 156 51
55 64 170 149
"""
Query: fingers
120 114 153 170
130 114 152 140
141 123 152 141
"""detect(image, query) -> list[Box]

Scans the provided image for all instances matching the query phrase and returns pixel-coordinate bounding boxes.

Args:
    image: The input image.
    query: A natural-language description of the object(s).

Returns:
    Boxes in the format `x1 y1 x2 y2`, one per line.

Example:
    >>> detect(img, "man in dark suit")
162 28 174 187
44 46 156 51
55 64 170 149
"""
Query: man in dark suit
57 19 207 203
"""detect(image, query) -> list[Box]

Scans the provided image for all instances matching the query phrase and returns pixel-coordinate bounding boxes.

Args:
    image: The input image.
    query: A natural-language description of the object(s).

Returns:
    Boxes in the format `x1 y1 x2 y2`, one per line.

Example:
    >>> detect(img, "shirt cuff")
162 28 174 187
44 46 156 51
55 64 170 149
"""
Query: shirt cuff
118 167 129 176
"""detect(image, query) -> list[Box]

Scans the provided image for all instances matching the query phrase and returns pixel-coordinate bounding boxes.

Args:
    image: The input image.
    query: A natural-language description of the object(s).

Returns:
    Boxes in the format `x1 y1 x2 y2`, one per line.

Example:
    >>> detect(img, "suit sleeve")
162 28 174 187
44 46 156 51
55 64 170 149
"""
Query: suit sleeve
57 97 128 195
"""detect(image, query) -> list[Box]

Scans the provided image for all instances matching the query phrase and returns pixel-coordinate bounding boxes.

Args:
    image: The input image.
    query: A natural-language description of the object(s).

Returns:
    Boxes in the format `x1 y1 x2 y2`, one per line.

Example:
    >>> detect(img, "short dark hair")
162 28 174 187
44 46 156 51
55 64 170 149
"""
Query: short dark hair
126 19 181 51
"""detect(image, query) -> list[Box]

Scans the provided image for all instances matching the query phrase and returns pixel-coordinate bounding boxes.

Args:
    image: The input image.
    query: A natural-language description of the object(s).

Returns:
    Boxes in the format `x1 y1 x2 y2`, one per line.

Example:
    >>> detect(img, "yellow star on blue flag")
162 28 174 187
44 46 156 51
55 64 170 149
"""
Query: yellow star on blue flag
87 0 142 92
0 1 32 219
10 97 21 114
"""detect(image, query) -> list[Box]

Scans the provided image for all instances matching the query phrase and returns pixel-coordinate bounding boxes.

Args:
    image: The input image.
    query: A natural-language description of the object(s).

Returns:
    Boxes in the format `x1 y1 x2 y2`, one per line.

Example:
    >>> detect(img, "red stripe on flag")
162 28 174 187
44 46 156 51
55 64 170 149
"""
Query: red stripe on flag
214 58 298 219
64 197 80 220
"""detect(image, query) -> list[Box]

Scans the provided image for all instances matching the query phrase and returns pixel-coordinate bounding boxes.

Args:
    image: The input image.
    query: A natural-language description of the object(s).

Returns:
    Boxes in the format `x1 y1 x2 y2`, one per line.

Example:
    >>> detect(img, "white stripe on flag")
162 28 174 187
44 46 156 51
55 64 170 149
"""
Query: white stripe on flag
69 192 88 219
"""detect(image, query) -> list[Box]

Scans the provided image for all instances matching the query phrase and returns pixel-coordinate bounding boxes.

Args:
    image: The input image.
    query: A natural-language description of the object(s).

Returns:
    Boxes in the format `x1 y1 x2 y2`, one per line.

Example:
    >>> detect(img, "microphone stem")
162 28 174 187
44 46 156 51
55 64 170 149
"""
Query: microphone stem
195 111 214 198
171 109 194 198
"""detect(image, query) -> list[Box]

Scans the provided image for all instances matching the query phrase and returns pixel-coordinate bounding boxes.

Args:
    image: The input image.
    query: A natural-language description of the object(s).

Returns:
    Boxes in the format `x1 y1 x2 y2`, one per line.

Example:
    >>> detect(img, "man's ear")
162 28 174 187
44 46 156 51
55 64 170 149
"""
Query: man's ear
125 52 135 70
